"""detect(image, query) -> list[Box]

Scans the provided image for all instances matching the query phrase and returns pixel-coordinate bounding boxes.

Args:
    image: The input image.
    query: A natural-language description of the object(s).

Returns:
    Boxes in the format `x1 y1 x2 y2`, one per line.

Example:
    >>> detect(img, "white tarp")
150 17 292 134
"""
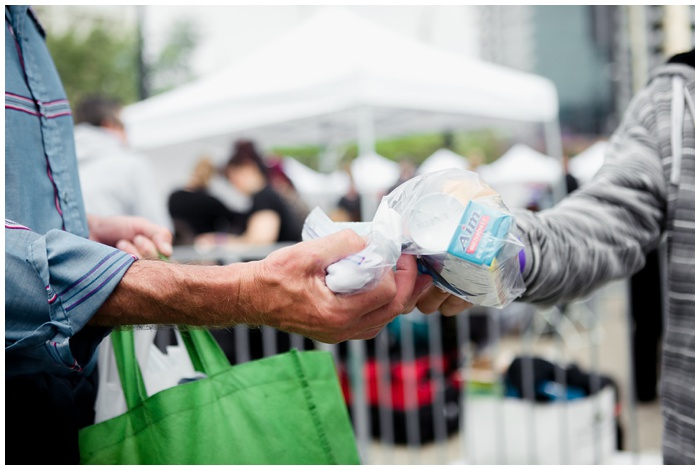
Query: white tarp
479 144 562 187
122 7 561 216
569 140 607 184
417 148 470 175
478 144 563 210
281 156 351 214
282 152 397 218
351 152 401 194
123 7 559 164
281 156 349 196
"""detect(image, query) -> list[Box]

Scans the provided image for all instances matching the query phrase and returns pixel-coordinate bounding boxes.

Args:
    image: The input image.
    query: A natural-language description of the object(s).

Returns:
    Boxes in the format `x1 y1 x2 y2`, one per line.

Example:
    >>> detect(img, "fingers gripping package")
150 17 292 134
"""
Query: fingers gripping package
302 169 526 308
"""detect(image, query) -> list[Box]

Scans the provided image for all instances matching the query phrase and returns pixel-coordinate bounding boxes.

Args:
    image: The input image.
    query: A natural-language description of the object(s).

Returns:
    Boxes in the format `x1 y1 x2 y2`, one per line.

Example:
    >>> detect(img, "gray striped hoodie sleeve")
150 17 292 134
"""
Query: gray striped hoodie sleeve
514 88 668 306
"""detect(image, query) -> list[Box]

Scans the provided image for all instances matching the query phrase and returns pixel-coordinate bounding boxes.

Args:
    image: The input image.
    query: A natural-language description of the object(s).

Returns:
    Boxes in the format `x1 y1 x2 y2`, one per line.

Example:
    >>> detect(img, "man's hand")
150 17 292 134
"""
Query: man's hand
87 214 173 260
93 229 433 344
250 230 433 343
415 284 474 316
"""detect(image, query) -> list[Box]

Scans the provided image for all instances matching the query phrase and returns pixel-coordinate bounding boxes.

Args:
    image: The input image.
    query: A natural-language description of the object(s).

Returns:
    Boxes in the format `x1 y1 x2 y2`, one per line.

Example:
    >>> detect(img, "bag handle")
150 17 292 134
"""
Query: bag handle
178 327 231 376
111 328 149 410
111 326 231 410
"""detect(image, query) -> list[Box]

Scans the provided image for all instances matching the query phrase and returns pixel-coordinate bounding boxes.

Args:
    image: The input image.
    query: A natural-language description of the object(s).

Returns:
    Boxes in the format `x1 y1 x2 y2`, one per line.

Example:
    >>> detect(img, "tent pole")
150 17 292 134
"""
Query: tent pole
357 105 376 156
544 118 567 203
357 105 379 221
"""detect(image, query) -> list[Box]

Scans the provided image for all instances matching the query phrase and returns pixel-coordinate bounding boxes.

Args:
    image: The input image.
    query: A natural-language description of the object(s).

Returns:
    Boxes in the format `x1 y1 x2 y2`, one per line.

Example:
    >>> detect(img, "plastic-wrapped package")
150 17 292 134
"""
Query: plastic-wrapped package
302 201 401 293
302 169 525 308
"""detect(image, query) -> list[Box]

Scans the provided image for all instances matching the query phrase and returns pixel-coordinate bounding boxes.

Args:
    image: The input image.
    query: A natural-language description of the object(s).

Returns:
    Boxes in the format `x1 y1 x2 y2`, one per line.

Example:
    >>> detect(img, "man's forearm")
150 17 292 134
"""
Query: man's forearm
86 230 424 344
90 260 265 328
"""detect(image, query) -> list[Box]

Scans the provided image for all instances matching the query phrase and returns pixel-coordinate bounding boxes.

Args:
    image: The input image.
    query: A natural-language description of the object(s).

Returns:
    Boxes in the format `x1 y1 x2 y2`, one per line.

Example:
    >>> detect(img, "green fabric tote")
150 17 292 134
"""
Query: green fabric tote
79 328 361 465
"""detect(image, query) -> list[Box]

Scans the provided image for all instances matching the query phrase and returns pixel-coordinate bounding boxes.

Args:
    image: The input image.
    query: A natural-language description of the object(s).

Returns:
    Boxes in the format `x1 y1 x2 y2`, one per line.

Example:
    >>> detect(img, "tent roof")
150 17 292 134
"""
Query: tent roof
479 144 562 187
123 7 559 160
475 144 563 210
570 140 607 183
350 151 401 193
417 148 470 175
281 156 350 196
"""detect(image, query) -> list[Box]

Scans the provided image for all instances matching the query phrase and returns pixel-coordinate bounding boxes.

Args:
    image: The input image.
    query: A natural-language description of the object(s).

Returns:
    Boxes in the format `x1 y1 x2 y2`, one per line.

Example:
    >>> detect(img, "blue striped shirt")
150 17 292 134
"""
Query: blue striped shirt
5 6 135 379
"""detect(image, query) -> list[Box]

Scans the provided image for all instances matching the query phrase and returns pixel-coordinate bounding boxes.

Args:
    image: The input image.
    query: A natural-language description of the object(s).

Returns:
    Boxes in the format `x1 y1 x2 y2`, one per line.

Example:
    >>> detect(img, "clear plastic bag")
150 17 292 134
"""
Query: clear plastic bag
303 169 525 308
302 201 401 293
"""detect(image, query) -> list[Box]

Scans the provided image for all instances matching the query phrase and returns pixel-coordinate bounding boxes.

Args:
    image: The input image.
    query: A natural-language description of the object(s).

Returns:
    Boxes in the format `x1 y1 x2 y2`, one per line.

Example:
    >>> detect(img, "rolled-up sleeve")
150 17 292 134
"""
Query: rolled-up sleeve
5 221 136 378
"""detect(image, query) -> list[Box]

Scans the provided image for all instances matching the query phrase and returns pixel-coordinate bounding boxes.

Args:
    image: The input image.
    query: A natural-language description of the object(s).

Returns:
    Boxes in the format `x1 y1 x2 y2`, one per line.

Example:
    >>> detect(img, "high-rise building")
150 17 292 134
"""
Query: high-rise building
478 6 614 135
476 5 694 135
608 6 694 124
478 6 537 73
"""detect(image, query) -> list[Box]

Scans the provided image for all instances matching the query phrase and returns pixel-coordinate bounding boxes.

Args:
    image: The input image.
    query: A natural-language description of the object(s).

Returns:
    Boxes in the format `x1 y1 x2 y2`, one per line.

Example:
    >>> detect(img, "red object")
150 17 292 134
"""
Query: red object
338 352 462 410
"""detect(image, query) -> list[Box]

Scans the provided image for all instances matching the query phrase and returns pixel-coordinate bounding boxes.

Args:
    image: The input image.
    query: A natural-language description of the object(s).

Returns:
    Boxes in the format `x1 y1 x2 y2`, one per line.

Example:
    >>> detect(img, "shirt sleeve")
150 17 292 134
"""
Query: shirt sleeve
251 186 282 214
514 87 667 306
5 220 136 378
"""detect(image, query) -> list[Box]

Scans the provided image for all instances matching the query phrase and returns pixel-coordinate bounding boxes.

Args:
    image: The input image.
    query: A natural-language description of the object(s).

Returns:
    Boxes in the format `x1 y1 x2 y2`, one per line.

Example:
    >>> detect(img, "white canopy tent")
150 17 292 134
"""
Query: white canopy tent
122 7 562 205
282 156 348 196
478 144 563 210
417 148 470 175
280 156 350 213
278 153 400 215
569 140 608 184
350 152 400 194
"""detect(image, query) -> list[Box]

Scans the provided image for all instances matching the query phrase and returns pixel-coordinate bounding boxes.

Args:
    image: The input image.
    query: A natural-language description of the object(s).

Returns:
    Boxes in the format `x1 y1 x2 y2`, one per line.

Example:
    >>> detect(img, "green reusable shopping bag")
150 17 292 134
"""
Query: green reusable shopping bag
79 328 361 464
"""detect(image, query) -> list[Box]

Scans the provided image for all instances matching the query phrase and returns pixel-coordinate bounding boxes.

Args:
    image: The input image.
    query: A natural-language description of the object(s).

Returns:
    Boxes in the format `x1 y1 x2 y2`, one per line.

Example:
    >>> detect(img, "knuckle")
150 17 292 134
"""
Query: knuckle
382 280 397 300
395 299 408 315
328 330 348 344
366 329 381 340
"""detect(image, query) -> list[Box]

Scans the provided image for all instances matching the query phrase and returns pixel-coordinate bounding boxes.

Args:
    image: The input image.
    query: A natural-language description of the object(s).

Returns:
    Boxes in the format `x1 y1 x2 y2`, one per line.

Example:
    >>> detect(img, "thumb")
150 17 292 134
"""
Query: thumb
152 230 173 258
135 220 173 258
308 229 368 264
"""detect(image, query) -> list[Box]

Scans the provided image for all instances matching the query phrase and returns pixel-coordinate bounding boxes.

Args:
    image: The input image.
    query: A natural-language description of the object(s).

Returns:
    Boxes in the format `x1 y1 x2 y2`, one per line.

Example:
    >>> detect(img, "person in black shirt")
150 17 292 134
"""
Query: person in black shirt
193 140 310 362
194 140 303 248
168 157 247 245
247 184 303 243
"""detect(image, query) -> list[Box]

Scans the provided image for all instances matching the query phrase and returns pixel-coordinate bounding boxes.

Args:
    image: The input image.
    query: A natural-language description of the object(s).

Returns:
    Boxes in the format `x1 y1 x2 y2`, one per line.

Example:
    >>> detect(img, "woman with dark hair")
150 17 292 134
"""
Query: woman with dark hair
197 140 312 362
168 157 247 245
266 154 311 223
194 140 303 248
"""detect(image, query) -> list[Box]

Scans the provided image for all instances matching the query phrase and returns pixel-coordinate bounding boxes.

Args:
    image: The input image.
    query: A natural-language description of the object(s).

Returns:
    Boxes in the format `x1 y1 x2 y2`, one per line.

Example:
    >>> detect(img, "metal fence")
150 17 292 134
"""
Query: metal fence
171 245 656 465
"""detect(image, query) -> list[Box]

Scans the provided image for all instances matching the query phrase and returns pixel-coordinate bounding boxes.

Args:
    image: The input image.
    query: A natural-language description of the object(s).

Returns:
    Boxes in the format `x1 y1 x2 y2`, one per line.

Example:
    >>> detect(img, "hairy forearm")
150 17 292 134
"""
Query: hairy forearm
90 260 267 328
87 230 423 344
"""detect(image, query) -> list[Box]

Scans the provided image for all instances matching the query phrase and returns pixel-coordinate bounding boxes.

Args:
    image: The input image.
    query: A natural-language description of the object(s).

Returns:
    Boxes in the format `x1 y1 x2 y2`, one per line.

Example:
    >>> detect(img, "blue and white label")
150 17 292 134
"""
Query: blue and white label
447 201 512 265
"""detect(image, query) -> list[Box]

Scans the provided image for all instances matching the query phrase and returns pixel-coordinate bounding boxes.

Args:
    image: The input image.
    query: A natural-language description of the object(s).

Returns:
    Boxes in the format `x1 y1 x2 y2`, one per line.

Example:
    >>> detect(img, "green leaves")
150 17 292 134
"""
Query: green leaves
46 18 140 106
38 7 198 107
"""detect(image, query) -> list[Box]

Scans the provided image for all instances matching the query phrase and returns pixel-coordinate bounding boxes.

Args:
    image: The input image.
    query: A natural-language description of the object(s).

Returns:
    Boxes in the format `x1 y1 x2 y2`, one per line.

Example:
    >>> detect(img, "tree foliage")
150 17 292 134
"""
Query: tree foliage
272 129 505 171
45 18 140 106
39 8 198 107
149 19 199 96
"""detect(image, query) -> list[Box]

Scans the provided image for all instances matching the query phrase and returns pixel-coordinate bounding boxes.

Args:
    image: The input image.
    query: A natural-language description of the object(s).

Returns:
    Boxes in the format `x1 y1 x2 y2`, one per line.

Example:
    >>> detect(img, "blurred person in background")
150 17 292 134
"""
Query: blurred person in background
331 163 362 222
629 248 663 403
467 147 486 171
386 154 417 194
562 154 579 194
266 154 311 223
5 6 428 463
194 139 304 247
168 156 248 245
411 49 695 464
194 142 311 363
74 94 176 409
73 94 173 231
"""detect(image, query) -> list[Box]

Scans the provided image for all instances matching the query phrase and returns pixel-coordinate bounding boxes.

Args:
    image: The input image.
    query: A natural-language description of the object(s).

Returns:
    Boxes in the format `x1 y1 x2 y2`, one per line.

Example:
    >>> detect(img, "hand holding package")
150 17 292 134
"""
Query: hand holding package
303 169 525 308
